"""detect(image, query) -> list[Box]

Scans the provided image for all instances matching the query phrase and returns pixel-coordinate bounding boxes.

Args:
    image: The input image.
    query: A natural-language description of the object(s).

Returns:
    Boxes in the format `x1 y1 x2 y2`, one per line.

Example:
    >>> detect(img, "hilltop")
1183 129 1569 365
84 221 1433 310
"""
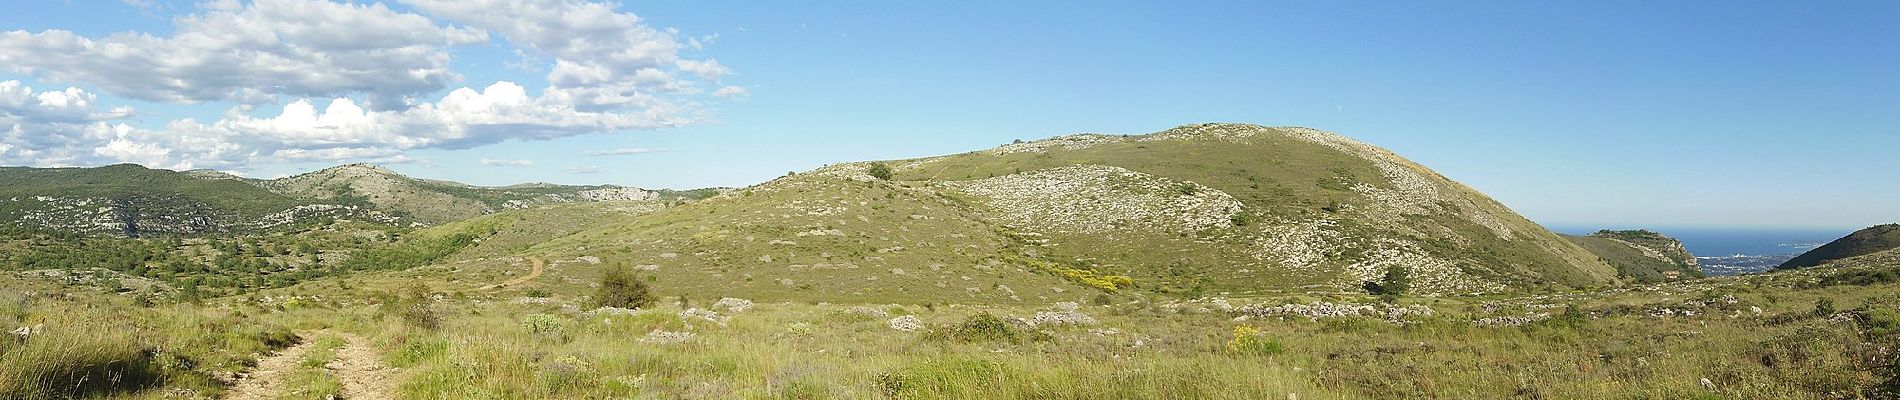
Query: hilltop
1780 223 1900 269
258 163 718 224
0 163 716 236
439 123 1618 303
1562 229 1701 282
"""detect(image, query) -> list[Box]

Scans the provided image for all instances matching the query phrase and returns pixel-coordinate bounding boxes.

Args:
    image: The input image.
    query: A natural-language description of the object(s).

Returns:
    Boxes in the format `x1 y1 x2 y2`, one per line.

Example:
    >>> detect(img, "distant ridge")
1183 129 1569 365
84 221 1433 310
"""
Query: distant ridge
1779 224 1900 269
0 163 717 236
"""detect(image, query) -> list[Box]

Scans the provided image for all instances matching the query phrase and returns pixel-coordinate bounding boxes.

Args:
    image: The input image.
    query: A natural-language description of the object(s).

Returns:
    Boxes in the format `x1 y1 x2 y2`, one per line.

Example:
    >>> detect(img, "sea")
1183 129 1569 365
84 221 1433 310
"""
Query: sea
1549 226 1850 276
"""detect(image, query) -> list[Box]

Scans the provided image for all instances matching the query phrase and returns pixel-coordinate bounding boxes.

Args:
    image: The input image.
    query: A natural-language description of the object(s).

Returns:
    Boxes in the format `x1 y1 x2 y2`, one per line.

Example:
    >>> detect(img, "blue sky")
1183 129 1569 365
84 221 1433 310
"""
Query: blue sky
1 1 1896 230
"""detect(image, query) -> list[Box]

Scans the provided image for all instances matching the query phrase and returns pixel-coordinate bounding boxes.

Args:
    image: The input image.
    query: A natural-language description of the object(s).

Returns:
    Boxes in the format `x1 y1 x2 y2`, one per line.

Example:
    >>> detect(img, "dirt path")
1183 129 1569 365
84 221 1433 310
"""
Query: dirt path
224 334 319 400
479 257 545 290
226 331 396 400
328 333 397 400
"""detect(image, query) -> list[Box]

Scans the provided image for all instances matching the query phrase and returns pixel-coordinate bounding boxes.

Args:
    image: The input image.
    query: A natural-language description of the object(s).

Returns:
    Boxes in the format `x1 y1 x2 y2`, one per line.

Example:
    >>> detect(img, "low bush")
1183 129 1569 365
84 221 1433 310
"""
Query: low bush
1225 325 1285 355
924 313 1050 344
591 266 654 310
867 162 895 180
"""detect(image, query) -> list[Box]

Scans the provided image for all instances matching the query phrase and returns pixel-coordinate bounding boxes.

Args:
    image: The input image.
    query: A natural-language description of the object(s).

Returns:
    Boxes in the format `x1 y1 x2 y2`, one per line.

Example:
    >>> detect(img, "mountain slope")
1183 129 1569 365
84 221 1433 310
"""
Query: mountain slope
1563 229 1700 282
477 123 1616 302
257 164 709 224
0 163 712 236
0 164 322 236
1780 224 1900 269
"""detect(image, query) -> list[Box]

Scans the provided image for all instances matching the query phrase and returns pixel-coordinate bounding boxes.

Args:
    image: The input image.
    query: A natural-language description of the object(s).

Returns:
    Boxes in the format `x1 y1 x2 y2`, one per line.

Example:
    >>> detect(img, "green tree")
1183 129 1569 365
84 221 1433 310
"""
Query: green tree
592 265 655 309
1368 266 1411 298
1381 266 1411 295
867 162 894 180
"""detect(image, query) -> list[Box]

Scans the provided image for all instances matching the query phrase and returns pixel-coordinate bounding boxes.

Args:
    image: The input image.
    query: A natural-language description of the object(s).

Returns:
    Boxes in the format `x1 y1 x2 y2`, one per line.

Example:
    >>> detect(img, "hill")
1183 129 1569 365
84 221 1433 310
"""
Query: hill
0 163 715 236
0 164 318 236
457 123 1617 303
256 163 716 224
1563 229 1700 282
1779 223 1900 269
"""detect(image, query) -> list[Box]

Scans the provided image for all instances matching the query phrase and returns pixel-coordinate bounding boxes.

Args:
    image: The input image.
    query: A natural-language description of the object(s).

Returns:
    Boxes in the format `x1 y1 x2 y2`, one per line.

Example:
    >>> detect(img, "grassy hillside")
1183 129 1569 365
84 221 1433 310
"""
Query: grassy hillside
0 164 304 236
1781 223 1900 269
11 244 1900 399
442 124 1615 303
892 124 1615 294
1564 229 1701 283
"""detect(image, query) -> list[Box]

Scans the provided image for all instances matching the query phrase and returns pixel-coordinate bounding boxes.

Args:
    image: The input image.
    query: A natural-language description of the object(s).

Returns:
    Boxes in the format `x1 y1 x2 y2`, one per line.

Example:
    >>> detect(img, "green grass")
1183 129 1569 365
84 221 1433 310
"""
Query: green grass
8 247 1900 398
0 279 297 399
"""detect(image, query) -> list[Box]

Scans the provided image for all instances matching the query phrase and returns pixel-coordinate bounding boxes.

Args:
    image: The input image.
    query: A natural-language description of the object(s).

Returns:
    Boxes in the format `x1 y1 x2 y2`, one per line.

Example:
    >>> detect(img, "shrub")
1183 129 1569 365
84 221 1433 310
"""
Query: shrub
924 313 1049 344
1225 325 1285 355
1366 266 1411 297
383 284 441 330
1381 266 1411 295
522 314 564 335
591 266 654 310
1230 212 1254 226
867 162 894 180
1858 308 1900 340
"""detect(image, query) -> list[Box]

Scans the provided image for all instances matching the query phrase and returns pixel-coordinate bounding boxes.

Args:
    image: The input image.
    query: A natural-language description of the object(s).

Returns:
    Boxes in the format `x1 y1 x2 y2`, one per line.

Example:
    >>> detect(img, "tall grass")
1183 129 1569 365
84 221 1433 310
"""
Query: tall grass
0 292 295 399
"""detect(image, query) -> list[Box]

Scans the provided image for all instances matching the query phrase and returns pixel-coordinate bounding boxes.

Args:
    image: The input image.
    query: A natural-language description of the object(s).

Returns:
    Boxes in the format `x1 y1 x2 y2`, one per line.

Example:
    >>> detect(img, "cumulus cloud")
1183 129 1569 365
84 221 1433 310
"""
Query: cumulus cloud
0 0 739 171
584 147 663 156
480 158 534 167
403 0 727 104
0 0 488 104
0 81 135 123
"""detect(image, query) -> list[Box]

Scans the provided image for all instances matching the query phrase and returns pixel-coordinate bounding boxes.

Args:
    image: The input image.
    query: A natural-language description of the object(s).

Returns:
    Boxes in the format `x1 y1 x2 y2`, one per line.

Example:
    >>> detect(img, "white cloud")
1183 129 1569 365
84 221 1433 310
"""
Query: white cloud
584 147 663 156
676 59 730 81
0 0 740 171
0 81 135 123
712 86 751 99
567 165 601 174
480 158 534 167
403 0 727 105
0 0 487 104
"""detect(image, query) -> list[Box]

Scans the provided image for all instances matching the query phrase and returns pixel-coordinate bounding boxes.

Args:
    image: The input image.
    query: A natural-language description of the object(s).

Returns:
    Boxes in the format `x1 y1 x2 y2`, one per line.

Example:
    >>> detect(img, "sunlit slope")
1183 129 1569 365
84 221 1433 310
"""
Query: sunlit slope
891 123 1616 295
523 172 1082 304
488 123 1614 302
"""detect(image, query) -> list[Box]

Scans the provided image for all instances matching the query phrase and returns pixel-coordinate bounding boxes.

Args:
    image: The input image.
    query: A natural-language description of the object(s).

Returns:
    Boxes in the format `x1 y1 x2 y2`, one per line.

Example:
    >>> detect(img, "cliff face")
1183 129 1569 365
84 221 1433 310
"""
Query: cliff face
1780 224 1900 269
1564 229 1701 282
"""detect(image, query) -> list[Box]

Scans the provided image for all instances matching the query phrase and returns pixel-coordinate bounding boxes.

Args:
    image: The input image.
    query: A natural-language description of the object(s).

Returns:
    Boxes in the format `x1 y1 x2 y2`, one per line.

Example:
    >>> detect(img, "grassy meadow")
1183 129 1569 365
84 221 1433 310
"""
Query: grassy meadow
7 254 1900 399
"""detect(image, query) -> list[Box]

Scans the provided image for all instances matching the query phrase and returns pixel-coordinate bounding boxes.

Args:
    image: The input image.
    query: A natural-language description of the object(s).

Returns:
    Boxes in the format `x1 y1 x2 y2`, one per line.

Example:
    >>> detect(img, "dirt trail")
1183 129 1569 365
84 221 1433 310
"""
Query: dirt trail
224 334 318 400
328 332 397 400
479 257 546 290
226 331 396 400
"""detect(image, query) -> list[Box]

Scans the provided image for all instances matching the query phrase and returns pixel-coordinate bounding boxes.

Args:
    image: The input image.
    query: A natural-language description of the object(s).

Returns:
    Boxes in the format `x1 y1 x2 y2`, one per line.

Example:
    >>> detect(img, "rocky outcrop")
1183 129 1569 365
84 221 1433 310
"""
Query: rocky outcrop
1565 230 1700 282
